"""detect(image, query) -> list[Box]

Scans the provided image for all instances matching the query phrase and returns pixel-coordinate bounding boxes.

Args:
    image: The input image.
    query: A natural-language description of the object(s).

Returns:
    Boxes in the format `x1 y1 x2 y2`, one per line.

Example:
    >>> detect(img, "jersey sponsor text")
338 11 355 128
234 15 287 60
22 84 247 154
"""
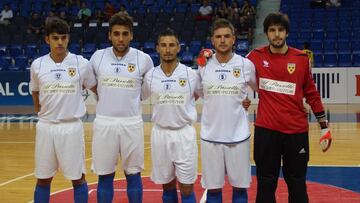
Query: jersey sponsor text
259 78 296 95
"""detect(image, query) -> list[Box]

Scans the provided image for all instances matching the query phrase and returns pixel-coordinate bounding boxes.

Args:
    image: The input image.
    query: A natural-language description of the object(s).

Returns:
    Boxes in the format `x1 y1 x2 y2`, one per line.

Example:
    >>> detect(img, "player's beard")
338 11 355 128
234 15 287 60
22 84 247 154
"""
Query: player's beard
270 38 286 49
161 54 177 64
162 58 177 64
113 45 129 56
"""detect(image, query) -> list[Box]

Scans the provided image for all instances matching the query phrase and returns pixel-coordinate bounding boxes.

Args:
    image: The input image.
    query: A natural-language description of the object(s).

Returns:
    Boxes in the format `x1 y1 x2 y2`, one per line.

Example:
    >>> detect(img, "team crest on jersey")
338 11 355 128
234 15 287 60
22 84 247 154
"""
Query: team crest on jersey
287 63 296 74
233 68 241 78
127 63 136 73
179 78 187 87
68 67 76 77
55 72 62 80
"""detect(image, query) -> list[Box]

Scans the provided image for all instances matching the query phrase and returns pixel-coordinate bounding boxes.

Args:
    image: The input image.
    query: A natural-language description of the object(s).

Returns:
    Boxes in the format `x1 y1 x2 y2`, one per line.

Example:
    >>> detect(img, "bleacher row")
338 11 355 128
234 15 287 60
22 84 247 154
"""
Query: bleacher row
0 0 256 71
281 0 360 67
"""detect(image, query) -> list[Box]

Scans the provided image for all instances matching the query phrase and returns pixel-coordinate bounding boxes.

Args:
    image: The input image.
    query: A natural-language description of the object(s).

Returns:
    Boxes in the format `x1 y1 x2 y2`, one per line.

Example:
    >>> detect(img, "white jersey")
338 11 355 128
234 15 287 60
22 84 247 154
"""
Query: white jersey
90 47 153 117
30 52 96 122
199 53 257 143
142 63 201 129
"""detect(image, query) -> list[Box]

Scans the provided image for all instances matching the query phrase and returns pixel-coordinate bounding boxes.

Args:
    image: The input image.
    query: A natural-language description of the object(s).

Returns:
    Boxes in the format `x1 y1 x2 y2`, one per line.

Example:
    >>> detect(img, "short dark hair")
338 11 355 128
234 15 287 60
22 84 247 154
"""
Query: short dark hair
44 17 70 36
109 13 133 32
263 12 290 34
157 28 179 44
210 18 235 36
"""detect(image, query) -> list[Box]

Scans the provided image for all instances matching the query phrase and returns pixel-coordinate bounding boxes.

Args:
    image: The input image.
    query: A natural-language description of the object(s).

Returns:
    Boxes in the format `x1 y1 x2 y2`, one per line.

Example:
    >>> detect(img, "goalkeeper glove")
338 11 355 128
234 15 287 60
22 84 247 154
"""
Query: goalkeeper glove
196 49 213 67
319 120 332 152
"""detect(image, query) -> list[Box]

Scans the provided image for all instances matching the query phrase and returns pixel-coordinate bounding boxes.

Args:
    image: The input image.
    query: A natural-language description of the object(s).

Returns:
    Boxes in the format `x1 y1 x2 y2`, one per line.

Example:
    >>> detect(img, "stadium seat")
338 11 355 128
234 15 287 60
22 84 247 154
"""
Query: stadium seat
39 44 50 55
235 40 249 52
69 43 81 55
337 41 351 53
313 53 323 67
310 41 323 52
9 45 23 58
180 51 194 67
338 53 352 67
82 43 96 55
189 41 202 55
14 56 29 70
323 41 337 53
148 52 160 67
323 53 338 67
24 44 38 59
0 45 7 57
143 42 156 54
0 56 12 70
353 53 360 66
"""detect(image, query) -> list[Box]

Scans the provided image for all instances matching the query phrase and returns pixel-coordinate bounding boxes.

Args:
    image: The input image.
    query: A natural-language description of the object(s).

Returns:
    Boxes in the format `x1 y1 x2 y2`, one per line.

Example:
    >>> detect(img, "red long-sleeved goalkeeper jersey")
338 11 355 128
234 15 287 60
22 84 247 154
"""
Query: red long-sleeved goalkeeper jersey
247 46 325 134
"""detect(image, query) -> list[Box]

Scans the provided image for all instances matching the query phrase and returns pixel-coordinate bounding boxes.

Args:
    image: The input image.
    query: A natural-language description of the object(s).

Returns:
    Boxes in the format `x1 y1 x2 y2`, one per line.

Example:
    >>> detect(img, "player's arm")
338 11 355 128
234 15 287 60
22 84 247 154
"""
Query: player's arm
90 85 97 95
141 69 153 101
193 69 203 99
82 58 98 96
30 59 40 113
32 91 41 113
303 59 332 152
246 59 258 91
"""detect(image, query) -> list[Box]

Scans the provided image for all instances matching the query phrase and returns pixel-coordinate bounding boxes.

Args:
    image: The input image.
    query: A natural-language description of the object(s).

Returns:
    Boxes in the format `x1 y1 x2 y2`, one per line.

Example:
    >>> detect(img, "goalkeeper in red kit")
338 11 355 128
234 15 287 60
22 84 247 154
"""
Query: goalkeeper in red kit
246 13 332 203
197 12 332 203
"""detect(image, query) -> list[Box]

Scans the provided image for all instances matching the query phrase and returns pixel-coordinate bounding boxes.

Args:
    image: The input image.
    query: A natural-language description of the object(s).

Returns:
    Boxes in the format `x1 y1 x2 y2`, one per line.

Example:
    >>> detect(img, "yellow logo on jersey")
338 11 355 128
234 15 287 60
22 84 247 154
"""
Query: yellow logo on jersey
287 63 296 74
179 78 187 87
127 63 136 73
68 67 76 77
233 68 241 78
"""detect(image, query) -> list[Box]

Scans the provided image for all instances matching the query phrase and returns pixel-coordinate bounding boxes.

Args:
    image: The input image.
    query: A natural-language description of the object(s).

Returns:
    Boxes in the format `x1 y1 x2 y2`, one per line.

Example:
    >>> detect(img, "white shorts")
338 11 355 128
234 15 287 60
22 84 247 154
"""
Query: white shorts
91 115 144 175
200 139 251 189
35 120 86 180
151 125 198 185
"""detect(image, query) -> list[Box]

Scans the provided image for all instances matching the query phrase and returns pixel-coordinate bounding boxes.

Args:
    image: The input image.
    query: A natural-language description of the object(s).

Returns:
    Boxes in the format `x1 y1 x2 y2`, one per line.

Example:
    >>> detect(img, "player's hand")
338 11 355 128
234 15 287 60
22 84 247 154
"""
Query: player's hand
319 121 332 152
242 96 251 111
196 49 213 67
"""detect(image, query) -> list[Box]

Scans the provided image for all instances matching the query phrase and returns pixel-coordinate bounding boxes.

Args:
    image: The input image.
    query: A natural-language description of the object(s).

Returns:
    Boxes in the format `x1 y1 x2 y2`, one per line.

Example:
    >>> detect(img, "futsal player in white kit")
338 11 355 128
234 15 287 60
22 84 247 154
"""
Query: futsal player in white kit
30 18 96 203
142 28 201 203
197 18 257 203
88 13 153 203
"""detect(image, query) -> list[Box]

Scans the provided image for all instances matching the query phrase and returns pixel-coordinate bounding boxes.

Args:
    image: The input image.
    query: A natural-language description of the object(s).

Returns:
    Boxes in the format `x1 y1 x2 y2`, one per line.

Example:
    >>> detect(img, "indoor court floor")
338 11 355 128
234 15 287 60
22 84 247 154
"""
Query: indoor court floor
0 104 359 202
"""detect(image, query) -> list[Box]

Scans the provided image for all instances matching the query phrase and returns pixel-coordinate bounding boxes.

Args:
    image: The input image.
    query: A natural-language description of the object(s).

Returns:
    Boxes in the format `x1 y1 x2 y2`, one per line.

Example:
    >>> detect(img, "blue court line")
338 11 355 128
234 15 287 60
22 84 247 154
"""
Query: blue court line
250 166 360 193
1 113 360 123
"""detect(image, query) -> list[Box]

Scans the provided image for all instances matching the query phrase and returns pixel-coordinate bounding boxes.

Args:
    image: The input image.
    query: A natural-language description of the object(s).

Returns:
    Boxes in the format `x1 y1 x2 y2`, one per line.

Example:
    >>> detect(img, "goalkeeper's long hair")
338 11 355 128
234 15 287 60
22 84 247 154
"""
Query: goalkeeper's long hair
44 17 70 36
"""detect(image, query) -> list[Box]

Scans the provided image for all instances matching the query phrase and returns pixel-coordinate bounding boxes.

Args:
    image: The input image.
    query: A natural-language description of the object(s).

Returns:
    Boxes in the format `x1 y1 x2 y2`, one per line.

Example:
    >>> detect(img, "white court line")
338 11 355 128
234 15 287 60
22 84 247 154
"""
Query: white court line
0 173 34 187
0 157 93 188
